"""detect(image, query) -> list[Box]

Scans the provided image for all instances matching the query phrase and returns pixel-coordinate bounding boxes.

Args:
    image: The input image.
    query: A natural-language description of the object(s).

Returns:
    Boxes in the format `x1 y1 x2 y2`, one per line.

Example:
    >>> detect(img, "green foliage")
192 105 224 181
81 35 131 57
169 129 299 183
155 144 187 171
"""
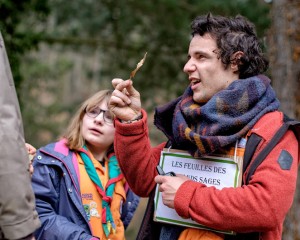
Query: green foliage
0 0 50 91
17 0 271 148
37 0 270 102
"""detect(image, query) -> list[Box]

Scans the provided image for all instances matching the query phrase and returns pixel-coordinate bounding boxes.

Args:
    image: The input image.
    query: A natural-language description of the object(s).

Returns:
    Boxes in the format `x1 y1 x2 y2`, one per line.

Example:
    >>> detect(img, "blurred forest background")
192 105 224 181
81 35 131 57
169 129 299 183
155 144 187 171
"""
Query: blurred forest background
1 0 300 239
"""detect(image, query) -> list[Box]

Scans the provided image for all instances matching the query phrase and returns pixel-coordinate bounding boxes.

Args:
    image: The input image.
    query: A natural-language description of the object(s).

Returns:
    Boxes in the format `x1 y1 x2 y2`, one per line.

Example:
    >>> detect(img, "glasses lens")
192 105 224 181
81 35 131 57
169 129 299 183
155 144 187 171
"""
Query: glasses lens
86 107 113 124
103 111 113 124
86 108 100 118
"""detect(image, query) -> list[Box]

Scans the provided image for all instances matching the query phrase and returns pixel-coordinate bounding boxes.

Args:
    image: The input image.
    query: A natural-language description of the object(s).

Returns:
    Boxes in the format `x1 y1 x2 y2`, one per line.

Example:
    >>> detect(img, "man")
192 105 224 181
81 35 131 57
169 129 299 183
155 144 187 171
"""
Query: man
0 32 40 239
109 14 299 240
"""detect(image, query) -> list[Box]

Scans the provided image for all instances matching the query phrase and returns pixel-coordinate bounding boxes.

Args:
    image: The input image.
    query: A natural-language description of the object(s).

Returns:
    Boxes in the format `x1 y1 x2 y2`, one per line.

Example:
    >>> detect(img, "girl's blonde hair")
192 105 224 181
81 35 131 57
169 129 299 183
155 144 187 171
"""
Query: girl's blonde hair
63 89 113 151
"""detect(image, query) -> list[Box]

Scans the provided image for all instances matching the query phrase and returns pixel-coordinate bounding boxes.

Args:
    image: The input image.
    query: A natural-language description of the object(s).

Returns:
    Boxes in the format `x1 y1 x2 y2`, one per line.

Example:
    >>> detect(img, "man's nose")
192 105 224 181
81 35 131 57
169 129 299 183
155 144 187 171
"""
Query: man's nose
183 60 196 73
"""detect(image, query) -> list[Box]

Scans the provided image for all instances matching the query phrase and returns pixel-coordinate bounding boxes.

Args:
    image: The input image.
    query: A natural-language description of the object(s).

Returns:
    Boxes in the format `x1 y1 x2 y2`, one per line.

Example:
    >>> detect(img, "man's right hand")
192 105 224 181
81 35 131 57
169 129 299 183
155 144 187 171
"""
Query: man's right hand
110 78 142 121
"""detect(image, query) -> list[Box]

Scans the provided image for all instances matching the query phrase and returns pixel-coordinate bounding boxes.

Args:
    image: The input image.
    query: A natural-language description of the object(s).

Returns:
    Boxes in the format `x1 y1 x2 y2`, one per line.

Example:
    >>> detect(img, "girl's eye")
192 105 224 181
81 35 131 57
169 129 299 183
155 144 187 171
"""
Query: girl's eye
90 109 99 115
104 112 113 120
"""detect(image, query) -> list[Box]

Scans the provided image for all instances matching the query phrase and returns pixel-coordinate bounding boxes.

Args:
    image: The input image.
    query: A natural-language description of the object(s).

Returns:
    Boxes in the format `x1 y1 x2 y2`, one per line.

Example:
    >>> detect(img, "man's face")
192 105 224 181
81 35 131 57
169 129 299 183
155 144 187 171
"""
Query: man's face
183 33 239 104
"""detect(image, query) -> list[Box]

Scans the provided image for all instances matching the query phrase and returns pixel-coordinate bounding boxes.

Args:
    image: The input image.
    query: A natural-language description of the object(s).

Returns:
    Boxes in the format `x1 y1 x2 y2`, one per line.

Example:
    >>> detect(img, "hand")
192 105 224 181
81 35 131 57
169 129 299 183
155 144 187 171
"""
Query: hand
25 143 36 176
154 174 190 209
109 78 142 121
25 143 36 155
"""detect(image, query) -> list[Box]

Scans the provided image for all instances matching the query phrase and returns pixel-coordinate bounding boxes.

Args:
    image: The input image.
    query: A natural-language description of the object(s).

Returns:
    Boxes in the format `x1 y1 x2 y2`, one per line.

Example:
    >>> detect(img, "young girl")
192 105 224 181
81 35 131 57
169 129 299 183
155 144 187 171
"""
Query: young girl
31 90 139 240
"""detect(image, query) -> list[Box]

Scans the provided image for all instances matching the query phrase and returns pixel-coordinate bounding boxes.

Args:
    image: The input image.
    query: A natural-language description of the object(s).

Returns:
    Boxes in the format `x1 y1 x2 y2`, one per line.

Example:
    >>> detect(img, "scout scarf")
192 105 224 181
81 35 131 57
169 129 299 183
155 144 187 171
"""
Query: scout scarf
155 75 280 157
78 146 123 236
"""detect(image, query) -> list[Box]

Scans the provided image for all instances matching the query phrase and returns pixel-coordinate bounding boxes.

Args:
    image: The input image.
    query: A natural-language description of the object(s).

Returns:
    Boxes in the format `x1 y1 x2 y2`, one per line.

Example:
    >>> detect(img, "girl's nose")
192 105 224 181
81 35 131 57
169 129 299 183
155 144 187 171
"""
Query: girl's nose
94 112 104 124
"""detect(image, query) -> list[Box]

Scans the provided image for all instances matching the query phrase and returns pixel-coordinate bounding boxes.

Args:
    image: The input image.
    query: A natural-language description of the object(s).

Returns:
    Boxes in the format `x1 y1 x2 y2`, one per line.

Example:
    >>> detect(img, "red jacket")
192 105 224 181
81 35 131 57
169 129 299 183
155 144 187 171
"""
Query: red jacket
114 109 299 240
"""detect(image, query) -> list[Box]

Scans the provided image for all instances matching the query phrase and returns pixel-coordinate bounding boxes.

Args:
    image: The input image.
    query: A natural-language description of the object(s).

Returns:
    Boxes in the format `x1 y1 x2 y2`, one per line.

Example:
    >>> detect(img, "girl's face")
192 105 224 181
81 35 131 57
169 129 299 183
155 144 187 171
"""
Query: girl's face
81 101 115 154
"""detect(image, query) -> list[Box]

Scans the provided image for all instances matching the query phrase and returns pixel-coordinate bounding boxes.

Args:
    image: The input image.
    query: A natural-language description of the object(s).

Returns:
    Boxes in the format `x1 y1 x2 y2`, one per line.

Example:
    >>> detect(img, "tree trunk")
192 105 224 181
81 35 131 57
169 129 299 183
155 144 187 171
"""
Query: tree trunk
268 0 300 239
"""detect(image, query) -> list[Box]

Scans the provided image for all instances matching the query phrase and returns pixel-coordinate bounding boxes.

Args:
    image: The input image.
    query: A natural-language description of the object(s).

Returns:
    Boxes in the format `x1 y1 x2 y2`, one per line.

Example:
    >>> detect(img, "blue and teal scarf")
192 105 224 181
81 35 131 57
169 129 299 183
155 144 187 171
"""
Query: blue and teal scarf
78 146 123 236
155 75 280 157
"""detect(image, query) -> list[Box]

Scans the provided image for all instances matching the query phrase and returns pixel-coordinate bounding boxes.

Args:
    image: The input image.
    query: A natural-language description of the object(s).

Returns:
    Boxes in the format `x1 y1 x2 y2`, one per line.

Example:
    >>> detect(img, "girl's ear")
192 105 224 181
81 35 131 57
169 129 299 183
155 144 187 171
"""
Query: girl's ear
230 51 244 73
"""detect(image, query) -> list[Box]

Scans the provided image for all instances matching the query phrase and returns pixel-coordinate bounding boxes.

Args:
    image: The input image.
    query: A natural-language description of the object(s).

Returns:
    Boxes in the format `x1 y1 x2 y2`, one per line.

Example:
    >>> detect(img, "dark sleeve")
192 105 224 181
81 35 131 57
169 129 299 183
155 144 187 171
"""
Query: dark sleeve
121 188 140 229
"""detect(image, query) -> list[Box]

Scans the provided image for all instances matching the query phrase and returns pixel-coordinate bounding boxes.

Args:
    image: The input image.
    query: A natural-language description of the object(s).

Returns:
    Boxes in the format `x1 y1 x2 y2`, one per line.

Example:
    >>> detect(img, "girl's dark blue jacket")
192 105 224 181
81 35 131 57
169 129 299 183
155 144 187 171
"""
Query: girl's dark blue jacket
31 140 139 240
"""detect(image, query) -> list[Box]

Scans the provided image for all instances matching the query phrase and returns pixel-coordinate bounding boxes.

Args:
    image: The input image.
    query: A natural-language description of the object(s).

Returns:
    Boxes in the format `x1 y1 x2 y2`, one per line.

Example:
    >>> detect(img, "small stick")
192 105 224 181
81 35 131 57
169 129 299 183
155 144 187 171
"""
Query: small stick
119 52 147 117
130 52 147 80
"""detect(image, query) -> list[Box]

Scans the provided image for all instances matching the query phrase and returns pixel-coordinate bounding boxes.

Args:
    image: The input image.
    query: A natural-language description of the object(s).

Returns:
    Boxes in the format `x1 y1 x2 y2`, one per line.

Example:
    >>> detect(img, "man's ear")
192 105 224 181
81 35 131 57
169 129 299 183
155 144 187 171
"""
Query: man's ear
230 51 244 73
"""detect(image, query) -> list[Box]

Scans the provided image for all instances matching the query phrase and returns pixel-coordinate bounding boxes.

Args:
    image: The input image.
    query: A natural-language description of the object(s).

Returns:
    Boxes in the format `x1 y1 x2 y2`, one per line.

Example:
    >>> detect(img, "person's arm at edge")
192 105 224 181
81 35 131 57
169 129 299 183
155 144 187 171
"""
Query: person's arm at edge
0 31 40 240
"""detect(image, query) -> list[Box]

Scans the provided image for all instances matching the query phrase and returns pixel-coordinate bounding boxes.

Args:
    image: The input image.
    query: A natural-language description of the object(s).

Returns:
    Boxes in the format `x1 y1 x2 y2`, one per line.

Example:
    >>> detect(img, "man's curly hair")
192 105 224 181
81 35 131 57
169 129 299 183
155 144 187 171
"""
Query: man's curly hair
191 13 268 79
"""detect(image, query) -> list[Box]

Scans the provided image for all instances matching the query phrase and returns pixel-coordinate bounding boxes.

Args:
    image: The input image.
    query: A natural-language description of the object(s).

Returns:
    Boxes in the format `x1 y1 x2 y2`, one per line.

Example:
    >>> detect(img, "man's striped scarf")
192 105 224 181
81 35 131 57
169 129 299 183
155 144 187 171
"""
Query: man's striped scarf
155 75 280 157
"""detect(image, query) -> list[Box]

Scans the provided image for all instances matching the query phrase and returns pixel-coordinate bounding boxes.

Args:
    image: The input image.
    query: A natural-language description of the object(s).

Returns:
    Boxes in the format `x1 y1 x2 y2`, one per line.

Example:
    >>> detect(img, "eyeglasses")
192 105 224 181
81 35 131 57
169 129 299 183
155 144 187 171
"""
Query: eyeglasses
85 107 114 125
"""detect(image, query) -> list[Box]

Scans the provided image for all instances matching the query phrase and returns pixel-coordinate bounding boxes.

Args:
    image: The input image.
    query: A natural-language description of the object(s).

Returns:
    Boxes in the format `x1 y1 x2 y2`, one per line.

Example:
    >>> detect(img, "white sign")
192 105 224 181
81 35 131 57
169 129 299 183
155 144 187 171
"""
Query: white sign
154 149 242 234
